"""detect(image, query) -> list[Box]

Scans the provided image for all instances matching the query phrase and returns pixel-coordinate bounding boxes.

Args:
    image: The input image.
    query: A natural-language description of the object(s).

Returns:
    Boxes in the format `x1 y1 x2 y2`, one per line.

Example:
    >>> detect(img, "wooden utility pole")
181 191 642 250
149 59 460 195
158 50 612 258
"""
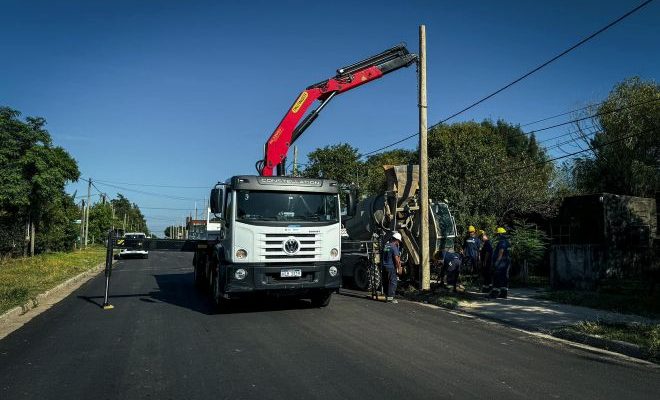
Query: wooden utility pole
418 25 431 291
84 178 91 248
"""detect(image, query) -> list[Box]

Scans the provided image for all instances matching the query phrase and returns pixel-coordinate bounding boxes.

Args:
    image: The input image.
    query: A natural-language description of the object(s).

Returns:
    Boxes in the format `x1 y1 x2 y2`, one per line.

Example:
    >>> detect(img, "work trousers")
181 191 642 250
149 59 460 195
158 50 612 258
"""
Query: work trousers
493 260 510 290
383 266 397 297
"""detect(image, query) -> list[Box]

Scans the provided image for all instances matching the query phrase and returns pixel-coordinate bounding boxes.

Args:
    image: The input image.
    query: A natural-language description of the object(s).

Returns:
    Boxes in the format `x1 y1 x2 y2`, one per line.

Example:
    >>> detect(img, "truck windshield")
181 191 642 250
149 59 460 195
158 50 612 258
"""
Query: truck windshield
236 190 338 223
432 203 456 237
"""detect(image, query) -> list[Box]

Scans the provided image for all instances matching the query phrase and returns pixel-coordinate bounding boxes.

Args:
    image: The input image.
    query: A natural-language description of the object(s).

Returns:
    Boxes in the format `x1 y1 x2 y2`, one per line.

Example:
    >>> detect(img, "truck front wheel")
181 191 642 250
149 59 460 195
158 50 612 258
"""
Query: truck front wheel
310 290 332 308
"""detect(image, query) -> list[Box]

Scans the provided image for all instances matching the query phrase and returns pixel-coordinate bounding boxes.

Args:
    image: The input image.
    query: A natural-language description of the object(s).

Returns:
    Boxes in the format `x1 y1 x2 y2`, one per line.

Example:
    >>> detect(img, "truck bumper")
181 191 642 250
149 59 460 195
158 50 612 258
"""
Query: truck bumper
221 262 342 297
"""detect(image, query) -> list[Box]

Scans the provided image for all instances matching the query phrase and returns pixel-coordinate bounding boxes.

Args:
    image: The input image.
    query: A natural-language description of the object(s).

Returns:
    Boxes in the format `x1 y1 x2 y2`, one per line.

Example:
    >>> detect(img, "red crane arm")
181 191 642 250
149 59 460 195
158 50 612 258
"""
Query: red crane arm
257 44 418 176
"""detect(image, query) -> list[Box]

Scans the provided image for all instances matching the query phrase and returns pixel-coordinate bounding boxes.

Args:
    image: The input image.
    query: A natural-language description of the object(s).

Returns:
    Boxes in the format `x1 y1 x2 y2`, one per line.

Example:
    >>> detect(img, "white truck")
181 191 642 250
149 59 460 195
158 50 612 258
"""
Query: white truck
192 176 343 308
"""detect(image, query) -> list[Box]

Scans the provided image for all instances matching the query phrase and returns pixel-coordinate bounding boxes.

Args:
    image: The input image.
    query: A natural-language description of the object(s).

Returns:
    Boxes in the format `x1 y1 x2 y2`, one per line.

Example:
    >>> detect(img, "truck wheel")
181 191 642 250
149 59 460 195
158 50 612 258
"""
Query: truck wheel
353 265 369 290
211 270 228 311
310 290 332 307
193 254 206 289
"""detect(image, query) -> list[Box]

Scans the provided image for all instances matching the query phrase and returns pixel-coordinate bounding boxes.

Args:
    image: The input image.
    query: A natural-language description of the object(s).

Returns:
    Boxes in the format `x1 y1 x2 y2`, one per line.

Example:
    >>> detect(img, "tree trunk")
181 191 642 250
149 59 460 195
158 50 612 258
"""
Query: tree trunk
29 219 35 257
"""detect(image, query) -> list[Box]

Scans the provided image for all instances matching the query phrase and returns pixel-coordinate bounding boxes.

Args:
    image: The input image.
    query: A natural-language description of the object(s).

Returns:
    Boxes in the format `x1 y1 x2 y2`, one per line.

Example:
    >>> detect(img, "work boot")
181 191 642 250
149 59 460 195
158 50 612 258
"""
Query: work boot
386 297 398 304
498 288 508 299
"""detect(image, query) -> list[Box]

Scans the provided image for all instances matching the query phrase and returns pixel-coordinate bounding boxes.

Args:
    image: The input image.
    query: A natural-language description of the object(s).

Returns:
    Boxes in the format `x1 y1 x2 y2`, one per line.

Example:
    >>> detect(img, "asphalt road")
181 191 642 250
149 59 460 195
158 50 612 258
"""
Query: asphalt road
1 252 658 400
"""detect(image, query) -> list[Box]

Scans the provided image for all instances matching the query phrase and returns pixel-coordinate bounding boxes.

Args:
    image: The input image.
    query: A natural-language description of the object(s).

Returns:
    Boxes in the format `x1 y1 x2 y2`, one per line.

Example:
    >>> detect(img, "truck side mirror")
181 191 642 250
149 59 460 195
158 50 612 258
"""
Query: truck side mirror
209 187 225 217
345 188 357 218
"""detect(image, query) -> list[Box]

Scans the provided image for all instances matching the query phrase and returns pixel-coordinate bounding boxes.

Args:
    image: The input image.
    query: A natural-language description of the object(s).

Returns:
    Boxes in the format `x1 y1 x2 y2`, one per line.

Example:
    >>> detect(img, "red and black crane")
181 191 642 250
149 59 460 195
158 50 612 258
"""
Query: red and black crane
256 44 418 177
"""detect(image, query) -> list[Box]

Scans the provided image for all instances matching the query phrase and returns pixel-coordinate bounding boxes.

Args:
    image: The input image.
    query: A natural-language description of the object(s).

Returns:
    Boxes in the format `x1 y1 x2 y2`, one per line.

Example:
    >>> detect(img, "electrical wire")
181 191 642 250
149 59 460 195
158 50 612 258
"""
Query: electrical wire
358 0 656 158
94 181 204 202
490 127 656 177
94 179 209 189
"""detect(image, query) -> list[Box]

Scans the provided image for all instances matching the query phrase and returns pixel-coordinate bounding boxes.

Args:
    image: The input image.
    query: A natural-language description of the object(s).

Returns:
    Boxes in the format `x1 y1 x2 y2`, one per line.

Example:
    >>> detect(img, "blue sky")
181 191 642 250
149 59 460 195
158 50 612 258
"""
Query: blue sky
1 0 658 233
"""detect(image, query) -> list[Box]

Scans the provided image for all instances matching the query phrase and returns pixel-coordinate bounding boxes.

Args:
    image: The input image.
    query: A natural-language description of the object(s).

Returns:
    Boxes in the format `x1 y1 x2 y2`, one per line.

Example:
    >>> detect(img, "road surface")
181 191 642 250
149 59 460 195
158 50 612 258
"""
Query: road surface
0 252 657 399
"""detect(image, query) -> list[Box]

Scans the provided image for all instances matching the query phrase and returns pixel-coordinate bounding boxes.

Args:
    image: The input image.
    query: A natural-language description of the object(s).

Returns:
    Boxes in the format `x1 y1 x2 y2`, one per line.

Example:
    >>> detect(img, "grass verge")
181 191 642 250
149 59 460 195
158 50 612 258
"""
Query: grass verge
0 246 106 315
564 321 660 362
536 288 660 318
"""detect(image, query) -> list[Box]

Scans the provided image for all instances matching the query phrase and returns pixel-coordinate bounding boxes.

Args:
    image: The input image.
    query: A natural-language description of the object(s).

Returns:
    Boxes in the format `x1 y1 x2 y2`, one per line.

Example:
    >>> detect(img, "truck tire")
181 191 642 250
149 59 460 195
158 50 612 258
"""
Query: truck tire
353 265 369 290
193 254 205 289
211 269 228 311
310 290 332 307
353 262 381 291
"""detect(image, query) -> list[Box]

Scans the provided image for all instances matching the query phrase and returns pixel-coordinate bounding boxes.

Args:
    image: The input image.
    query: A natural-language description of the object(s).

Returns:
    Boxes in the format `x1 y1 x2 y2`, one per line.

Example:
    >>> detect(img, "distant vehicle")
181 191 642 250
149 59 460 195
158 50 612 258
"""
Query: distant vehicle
119 232 149 259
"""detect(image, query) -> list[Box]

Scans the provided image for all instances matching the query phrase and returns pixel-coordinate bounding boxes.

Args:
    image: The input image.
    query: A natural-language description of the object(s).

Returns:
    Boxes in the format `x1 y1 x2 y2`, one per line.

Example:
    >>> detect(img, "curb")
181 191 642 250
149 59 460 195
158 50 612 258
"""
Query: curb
552 328 655 361
0 260 108 324
401 296 658 367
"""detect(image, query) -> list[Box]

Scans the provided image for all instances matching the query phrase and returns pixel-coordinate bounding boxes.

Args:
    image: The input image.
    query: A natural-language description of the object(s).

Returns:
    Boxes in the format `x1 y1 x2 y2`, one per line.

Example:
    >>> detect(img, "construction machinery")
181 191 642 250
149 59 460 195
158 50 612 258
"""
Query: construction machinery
191 45 418 307
341 165 458 290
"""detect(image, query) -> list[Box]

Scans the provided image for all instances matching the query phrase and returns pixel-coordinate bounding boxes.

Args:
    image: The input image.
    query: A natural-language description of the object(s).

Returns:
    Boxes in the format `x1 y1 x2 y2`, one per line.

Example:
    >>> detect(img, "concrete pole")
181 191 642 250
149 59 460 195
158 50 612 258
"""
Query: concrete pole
84 178 91 248
79 200 86 247
418 25 431 291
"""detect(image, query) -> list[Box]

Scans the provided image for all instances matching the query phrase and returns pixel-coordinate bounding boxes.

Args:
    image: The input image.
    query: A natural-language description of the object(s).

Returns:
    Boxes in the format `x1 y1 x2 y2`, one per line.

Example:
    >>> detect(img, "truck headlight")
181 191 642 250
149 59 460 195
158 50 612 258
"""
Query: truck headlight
329 266 338 277
236 249 247 259
330 248 338 258
234 268 247 280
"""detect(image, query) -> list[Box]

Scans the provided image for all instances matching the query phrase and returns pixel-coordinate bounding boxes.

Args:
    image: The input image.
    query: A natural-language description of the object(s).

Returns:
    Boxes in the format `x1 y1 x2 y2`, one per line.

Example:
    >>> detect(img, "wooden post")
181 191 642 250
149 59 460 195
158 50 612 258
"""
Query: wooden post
419 25 430 291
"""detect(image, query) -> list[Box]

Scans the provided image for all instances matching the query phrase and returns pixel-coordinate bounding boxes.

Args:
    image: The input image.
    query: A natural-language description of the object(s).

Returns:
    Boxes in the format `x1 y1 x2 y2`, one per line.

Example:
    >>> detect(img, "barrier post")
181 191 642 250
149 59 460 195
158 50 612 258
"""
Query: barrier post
102 229 115 310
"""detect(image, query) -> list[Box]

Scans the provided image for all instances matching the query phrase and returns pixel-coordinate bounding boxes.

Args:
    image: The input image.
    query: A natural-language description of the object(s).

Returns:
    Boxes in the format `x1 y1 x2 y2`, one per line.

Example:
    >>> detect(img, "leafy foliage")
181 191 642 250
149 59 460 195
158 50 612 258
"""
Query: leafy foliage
0 107 80 255
572 77 659 197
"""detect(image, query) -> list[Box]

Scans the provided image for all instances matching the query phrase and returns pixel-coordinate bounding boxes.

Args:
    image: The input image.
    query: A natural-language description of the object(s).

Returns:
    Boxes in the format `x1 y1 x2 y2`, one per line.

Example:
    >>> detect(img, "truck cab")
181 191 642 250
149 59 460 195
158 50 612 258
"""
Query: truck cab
195 175 342 308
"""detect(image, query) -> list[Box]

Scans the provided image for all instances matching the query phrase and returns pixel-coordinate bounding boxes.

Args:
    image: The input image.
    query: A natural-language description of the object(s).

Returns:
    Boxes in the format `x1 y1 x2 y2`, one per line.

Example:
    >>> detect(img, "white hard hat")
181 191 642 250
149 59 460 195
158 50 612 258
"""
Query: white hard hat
392 232 402 241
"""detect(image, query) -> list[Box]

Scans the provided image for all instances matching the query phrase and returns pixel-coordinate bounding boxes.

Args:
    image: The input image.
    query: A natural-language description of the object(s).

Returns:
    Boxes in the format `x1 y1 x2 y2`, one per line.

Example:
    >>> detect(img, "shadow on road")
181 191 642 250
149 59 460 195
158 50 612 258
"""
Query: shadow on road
78 271 320 315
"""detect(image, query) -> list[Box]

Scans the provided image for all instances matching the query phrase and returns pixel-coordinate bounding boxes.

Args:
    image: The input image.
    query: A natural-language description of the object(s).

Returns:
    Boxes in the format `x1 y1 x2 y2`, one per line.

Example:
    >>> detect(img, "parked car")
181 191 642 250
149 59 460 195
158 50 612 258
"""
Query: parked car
119 232 148 259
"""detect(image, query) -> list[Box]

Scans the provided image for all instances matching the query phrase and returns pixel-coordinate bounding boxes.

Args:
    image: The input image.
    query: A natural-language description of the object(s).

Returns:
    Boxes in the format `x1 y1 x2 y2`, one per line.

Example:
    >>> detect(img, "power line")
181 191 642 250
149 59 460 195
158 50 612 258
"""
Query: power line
359 0 655 157
95 181 204 202
492 128 655 177
438 0 655 124
95 178 209 189
361 97 659 158
520 101 603 127
139 206 195 211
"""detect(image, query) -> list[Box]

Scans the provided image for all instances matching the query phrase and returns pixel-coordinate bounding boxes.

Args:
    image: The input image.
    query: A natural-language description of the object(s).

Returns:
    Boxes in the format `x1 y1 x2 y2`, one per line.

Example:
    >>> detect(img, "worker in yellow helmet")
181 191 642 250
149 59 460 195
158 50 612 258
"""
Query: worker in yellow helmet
489 227 511 299
462 225 481 276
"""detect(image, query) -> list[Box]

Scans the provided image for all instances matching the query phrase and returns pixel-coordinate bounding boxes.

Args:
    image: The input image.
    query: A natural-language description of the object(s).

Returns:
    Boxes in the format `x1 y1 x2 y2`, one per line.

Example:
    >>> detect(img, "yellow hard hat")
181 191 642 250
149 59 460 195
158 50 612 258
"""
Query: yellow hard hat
468 225 476 233
479 229 485 235
496 227 507 234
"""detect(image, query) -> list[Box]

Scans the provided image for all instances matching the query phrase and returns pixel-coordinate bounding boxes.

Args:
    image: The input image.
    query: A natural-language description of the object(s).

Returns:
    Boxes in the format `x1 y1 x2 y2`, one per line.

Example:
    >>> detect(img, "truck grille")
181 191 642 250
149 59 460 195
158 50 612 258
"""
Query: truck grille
259 233 321 262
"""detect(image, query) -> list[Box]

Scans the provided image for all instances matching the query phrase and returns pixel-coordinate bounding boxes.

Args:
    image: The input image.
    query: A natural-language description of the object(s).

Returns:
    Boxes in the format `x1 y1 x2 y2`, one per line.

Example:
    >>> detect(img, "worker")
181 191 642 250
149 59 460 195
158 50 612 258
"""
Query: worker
490 227 512 299
462 225 481 275
382 232 402 303
479 230 494 293
445 248 463 292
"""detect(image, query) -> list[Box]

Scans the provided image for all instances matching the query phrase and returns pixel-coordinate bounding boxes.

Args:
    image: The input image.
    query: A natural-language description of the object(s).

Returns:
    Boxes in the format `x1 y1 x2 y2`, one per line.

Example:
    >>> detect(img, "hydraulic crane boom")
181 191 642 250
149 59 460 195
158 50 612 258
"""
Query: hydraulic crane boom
256 44 418 176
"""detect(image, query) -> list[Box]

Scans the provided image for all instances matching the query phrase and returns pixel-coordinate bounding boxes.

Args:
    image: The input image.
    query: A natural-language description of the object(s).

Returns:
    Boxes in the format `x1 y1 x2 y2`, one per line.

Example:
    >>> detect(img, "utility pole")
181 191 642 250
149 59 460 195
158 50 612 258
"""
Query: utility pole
84 178 91 248
418 25 430 291
123 213 127 233
79 200 86 248
293 145 299 176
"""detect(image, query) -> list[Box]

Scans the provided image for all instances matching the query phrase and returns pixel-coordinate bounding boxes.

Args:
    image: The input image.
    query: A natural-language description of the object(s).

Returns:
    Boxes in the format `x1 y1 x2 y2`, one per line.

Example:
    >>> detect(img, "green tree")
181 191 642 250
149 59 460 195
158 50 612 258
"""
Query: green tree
362 149 416 196
0 107 80 255
427 121 553 232
573 77 659 197
302 143 362 184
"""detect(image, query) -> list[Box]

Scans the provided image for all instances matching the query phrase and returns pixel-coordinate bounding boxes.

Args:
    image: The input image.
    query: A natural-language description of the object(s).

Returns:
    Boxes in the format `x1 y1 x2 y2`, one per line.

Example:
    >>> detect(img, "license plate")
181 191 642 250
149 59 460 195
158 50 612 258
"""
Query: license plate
280 269 302 278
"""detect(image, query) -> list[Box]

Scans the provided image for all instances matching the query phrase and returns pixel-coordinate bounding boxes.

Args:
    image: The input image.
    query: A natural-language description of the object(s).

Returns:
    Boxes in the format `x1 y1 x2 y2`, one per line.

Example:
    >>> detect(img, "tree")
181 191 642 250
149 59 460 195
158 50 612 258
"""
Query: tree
362 149 416 196
572 77 659 197
427 121 553 232
0 107 80 255
302 143 362 185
